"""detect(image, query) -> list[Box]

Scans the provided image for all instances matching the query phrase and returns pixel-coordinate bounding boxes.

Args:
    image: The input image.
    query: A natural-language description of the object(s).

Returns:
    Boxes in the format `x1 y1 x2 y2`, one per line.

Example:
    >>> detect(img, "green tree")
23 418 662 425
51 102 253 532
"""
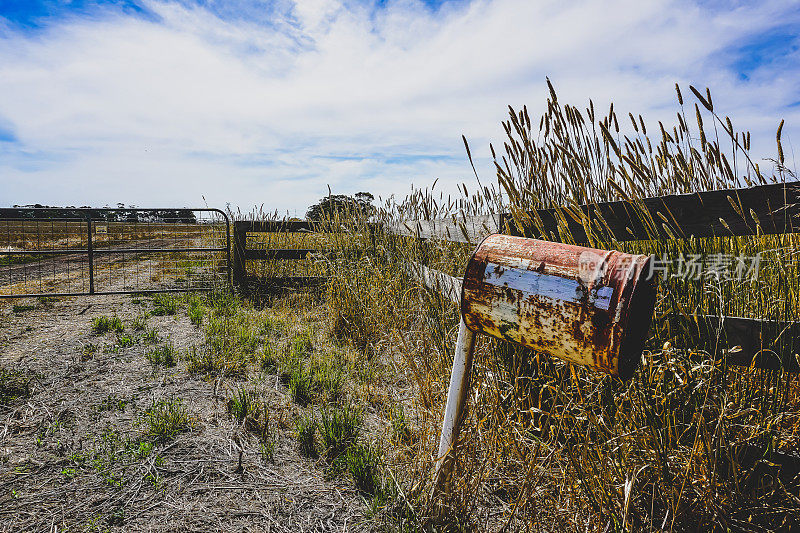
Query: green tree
306 192 374 221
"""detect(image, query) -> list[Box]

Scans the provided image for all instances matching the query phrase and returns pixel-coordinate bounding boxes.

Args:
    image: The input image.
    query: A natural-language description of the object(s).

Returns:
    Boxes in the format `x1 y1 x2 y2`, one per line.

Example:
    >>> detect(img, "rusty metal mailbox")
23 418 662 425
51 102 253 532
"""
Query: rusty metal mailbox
433 234 657 496
462 234 656 380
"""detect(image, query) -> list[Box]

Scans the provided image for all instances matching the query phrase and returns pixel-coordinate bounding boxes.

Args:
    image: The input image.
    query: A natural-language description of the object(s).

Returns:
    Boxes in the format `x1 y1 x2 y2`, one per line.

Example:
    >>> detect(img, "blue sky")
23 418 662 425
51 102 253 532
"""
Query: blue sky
0 0 798 214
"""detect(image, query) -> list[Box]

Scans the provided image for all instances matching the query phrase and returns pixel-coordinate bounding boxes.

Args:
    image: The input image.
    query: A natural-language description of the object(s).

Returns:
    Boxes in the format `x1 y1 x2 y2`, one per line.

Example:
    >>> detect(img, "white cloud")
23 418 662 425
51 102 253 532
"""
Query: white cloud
0 0 798 213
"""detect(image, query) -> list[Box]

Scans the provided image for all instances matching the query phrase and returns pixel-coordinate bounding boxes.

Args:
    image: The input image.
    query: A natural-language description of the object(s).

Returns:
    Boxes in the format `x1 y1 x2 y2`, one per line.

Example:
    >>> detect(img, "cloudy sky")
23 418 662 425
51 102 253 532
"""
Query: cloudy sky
0 0 798 216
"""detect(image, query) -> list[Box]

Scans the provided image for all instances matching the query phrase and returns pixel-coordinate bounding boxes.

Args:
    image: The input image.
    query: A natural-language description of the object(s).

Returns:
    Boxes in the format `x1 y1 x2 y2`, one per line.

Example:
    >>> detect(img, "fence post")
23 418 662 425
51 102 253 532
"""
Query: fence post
232 222 247 292
86 216 95 295
431 317 477 497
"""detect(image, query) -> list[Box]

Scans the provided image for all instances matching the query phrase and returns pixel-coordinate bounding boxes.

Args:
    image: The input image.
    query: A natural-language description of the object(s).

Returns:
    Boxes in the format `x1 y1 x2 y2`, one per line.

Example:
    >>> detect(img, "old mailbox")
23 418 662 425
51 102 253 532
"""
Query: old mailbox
433 234 657 495
462 234 657 380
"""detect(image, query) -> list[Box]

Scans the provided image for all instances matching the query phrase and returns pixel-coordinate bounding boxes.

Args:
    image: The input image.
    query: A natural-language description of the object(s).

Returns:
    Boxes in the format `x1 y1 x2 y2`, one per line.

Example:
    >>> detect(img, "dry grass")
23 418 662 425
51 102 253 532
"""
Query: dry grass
296 83 800 531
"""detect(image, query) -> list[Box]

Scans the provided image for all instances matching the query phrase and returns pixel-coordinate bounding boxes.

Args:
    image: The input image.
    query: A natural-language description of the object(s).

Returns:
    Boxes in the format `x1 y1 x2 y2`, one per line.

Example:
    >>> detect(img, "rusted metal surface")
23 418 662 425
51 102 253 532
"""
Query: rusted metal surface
461 234 656 379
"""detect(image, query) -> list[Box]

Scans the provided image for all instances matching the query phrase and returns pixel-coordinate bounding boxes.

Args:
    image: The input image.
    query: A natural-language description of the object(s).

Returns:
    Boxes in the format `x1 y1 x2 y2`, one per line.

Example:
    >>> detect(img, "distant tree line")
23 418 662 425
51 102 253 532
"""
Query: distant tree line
0 204 197 223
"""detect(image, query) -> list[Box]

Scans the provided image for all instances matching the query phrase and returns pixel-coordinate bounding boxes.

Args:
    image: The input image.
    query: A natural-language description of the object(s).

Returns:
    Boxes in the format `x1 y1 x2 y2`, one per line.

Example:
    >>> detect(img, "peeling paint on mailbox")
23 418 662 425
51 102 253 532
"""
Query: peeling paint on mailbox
461 234 656 380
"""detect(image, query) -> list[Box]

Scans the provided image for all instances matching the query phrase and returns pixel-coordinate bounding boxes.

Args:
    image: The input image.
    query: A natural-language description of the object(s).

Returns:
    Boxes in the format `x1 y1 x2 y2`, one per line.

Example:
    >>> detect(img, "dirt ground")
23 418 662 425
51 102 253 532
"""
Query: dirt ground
0 294 371 532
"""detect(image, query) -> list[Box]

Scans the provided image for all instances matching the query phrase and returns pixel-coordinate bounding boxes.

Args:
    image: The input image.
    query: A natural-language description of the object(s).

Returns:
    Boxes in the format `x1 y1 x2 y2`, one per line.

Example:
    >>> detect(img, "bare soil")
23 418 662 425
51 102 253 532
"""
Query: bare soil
0 294 371 532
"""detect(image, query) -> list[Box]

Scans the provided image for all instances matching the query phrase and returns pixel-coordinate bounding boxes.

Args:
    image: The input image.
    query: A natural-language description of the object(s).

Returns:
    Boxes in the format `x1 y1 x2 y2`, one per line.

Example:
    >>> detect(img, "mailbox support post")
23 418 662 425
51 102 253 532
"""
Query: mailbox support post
432 317 477 496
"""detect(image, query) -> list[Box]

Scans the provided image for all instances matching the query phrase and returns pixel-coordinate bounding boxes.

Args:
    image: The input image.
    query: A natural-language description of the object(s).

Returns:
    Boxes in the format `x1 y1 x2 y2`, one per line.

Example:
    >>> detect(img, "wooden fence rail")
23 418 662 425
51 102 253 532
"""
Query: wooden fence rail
232 220 325 294
389 181 800 374
233 182 800 373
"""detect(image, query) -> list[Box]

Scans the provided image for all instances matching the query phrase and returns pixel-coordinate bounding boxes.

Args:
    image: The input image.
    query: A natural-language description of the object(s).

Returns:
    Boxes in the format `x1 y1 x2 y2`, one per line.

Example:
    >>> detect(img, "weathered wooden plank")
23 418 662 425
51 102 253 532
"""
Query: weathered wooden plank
404 261 462 304
663 314 800 373
405 260 800 373
243 248 365 260
234 220 315 233
386 214 500 244
244 248 316 260
502 182 800 244
243 276 327 289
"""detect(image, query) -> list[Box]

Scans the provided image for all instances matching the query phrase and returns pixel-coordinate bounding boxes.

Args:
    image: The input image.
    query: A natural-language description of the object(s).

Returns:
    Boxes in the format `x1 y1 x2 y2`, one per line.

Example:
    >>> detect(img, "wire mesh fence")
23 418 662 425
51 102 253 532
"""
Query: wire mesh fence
0 208 230 297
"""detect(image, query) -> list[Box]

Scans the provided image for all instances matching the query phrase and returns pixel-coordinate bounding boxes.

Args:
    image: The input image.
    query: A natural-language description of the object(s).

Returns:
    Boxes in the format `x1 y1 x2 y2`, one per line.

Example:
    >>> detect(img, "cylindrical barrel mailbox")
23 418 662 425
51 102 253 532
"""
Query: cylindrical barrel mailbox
461 234 656 380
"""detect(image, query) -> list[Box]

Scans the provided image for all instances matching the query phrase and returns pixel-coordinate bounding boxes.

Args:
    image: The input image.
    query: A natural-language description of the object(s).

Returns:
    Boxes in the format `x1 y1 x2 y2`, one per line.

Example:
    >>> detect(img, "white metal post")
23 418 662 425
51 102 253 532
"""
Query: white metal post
431 317 477 496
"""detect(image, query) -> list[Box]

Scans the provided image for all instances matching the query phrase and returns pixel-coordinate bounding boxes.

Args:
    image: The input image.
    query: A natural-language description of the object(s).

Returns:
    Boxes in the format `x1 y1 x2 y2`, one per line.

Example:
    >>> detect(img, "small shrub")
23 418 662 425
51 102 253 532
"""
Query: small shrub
91 315 124 335
320 405 361 460
295 415 318 458
12 304 34 313
151 294 177 316
147 342 176 368
142 398 191 444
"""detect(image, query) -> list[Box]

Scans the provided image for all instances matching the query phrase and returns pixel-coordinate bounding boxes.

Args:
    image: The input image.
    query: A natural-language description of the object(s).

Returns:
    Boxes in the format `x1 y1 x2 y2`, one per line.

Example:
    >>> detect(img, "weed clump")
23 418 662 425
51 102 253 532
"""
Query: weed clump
151 294 177 316
295 415 318 458
345 443 383 497
320 405 361 461
227 385 261 422
141 398 191 444
0 367 32 406
390 405 412 446
142 327 159 344
146 342 176 368
130 315 147 331
186 294 204 326
91 315 124 335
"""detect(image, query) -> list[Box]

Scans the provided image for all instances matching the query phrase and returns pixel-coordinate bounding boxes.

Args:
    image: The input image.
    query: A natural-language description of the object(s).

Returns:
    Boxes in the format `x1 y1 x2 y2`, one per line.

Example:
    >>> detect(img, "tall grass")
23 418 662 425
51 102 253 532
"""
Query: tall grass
304 83 800 530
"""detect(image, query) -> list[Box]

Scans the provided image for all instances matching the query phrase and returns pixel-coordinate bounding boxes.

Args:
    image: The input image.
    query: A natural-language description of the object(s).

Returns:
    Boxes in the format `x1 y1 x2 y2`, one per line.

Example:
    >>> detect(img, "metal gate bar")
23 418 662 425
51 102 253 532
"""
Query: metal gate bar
0 207 231 298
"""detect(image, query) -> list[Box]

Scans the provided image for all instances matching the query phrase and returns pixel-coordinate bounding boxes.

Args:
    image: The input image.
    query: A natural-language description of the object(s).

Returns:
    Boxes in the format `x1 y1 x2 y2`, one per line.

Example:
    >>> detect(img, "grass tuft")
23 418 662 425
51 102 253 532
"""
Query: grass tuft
91 315 124 335
295 415 318 458
146 342 176 368
320 404 361 461
141 398 191 444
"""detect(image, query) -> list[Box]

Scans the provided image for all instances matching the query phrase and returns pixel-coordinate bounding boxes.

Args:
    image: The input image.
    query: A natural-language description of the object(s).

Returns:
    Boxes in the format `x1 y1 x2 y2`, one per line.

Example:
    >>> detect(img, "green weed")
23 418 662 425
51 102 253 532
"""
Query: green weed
345 443 382 497
130 315 147 331
146 342 176 368
226 385 261 422
142 327 159 344
91 315 124 335
390 405 412 446
116 333 134 349
151 294 177 316
141 398 191 444
0 367 32 406
320 405 361 460
295 415 318 458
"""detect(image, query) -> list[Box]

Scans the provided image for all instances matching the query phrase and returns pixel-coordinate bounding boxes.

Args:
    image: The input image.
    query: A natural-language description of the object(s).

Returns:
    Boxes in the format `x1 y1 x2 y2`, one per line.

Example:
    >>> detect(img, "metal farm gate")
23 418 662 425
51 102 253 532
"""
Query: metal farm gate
0 208 230 298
